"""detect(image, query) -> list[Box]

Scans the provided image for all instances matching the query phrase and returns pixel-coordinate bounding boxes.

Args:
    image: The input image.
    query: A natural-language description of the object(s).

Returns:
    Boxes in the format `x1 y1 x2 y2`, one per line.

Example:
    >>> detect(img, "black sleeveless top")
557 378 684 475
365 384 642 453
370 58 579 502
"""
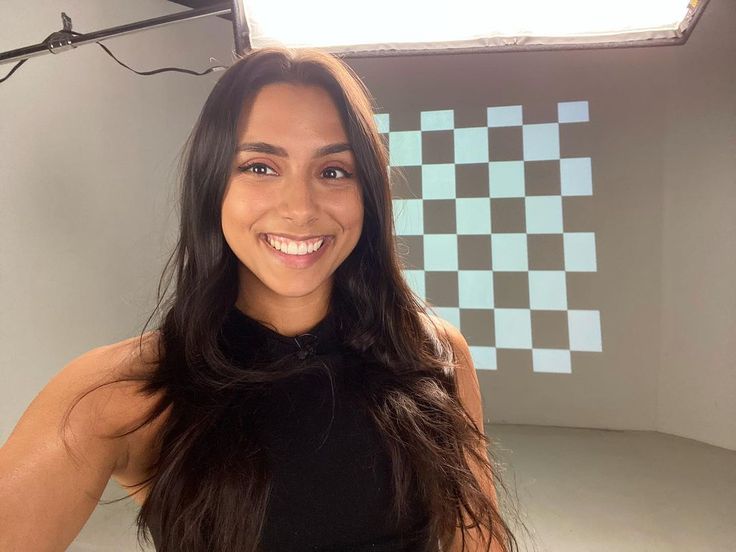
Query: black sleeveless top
148 305 435 551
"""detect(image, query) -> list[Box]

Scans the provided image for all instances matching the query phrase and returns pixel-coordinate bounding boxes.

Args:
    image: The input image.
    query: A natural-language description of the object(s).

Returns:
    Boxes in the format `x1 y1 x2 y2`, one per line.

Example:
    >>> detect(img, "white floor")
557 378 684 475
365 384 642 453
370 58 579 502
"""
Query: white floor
70 424 736 551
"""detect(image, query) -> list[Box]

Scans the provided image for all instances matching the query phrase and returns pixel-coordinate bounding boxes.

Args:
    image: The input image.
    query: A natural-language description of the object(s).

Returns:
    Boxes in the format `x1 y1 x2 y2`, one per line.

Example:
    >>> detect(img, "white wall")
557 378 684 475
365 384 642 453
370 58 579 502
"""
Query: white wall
658 0 736 450
0 0 234 442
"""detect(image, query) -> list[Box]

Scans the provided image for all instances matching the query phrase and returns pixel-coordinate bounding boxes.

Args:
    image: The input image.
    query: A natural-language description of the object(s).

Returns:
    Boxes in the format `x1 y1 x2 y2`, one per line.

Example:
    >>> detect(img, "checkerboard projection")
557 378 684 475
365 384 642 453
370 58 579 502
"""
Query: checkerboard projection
376 101 602 374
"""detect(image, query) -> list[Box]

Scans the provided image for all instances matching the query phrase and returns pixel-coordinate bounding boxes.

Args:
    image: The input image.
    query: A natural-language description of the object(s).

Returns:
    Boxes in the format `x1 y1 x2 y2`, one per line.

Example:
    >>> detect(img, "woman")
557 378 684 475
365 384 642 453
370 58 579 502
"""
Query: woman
0 47 525 551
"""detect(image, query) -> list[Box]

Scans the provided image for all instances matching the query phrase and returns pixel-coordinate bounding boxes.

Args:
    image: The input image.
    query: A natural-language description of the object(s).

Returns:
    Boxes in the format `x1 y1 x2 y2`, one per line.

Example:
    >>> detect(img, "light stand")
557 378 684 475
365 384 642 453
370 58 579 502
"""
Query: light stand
0 0 249 67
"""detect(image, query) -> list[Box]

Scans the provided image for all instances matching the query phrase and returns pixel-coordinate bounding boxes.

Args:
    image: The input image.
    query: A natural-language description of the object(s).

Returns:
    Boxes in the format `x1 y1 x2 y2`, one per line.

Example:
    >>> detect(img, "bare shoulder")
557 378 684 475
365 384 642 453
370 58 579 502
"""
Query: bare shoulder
92 331 172 504
428 314 483 408
75 330 160 398
421 313 470 360
55 330 170 454
98 329 170 429
103 329 164 377
0 331 169 548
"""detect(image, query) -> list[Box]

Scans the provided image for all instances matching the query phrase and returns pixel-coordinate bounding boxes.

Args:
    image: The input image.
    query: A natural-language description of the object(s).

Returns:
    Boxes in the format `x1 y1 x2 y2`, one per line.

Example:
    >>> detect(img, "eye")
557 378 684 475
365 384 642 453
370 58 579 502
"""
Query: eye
238 162 354 180
239 162 277 176
322 166 354 180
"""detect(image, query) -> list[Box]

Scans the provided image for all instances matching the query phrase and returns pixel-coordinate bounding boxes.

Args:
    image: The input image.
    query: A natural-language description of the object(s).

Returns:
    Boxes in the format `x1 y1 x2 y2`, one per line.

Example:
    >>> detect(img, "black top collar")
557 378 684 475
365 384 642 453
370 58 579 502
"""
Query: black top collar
223 305 341 361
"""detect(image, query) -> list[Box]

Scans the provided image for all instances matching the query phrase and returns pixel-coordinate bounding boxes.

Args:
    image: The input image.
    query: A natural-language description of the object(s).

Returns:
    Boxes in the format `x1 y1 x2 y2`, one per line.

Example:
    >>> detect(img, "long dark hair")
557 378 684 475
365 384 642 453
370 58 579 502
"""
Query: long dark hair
63 47 530 552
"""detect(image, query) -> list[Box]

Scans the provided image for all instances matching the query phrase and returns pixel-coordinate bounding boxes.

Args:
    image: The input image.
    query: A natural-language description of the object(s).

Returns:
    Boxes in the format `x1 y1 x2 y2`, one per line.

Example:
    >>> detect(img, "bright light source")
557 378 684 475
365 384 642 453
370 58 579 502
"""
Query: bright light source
240 0 700 53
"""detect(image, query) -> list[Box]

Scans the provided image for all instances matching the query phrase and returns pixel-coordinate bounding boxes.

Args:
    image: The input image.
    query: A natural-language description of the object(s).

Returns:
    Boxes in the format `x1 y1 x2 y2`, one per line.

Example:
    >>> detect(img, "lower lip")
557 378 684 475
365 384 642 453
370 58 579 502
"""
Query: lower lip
260 235 331 269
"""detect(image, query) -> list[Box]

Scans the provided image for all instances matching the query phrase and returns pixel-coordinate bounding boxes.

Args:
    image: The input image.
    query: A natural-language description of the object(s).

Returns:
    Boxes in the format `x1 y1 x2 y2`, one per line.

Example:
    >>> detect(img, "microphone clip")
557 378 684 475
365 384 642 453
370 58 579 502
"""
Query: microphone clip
293 333 318 360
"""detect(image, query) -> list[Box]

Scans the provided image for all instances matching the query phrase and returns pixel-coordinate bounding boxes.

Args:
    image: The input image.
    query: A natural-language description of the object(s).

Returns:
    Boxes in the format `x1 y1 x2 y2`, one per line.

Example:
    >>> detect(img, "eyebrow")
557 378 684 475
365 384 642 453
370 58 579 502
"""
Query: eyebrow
236 141 353 159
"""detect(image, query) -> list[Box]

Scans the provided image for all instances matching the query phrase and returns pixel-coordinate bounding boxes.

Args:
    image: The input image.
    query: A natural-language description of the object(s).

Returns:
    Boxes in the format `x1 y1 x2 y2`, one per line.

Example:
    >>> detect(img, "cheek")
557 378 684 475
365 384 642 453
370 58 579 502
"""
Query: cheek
340 187 364 226
221 188 258 244
353 193 365 231
352 205 364 231
222 185 266 224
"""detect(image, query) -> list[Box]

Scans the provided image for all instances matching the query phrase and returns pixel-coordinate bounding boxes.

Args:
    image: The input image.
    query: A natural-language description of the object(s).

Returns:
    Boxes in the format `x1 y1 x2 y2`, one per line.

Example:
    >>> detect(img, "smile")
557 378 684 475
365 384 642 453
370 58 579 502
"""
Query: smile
264 233 327 255
260 234 332 268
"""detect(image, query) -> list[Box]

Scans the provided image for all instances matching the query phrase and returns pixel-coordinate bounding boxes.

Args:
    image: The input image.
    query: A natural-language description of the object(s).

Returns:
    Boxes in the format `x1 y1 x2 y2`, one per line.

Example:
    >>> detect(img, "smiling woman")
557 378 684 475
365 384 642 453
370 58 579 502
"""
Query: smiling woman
0 46 525 552
221 81 364 326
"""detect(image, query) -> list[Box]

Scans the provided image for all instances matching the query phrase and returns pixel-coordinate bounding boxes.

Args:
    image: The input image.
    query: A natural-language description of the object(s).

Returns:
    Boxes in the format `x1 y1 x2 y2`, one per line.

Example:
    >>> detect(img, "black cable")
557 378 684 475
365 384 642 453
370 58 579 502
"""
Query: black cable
0 28 228 84
69 30 228 76
0 31 56 84
95 40 226 76
0 59 27 83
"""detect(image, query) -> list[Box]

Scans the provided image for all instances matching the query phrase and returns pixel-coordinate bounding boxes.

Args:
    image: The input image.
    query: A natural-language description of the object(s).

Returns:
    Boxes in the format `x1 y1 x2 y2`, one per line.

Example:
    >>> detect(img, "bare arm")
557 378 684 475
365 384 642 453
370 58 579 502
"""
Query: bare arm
0 345 132 552
438 319 505 552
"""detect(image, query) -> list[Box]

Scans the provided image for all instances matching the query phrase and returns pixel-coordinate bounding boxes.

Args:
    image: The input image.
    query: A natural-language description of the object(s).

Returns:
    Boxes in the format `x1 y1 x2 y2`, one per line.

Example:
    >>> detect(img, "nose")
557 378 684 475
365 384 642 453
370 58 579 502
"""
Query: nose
279 171 319 224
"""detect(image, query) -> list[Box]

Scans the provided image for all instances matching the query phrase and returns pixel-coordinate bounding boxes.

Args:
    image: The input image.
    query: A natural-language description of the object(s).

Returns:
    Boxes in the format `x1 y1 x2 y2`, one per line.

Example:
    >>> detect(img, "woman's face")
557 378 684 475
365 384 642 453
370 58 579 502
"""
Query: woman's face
222 82 364 306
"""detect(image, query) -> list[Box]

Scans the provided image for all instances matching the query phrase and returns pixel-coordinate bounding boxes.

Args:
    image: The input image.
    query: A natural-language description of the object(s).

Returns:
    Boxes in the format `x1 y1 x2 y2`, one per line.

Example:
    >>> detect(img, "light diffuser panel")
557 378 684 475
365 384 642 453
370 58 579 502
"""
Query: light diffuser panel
240 0 699 52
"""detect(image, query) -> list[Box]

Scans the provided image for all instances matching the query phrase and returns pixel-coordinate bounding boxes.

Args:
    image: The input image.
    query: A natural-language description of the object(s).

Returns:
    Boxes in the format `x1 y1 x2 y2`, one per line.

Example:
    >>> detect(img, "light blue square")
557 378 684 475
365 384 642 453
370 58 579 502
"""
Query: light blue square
454 127 489 164
402 269 425 300
389 131 422 166
421 110 454 131
528 271 568 310
561 157 593 196
470 346 497 370
525 196 564 234
431 307 460 329
392 199 424 235
489 161 525 198
532 349 572 373
422 164 456 199
563 233 597 271
374 112 390 133
568 310 603 352
459 270 494 308
456 198 491 235
424 234 458 271
523 123 560 161
487 105 523 127
495 308 532 349
491 234 528 271
558 101 589 123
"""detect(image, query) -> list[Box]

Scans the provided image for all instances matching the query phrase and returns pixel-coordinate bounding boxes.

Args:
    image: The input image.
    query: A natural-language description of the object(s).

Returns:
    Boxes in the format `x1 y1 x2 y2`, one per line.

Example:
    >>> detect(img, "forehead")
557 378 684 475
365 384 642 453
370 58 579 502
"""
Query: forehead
236 83 348 140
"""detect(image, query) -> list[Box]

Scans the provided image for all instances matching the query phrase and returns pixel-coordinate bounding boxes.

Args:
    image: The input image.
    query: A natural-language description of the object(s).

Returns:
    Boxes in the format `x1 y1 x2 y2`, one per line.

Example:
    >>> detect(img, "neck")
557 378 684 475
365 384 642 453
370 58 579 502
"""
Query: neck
236 287 331 338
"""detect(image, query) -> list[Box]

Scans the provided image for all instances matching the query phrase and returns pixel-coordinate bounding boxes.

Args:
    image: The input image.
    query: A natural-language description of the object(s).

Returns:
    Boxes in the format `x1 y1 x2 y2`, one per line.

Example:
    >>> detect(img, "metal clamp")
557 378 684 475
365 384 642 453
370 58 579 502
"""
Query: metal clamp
47 13 76 55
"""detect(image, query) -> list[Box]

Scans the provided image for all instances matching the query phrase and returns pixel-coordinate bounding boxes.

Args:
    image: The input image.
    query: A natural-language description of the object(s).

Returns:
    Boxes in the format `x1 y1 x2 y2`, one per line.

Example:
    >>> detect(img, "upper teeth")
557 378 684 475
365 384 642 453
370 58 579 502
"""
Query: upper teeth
266 235 325 256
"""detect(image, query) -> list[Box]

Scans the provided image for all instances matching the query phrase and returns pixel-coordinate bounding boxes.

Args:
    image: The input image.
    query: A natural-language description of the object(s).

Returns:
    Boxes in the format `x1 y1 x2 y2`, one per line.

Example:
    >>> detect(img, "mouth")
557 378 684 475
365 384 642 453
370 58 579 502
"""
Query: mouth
260 233 332 250
259 233 333 268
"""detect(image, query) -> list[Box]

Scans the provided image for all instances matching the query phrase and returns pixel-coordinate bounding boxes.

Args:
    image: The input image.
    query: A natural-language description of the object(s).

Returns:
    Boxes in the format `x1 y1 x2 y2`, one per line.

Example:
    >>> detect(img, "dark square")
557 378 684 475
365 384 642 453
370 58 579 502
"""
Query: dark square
528 235 564 270
396 235 424 270
531 311 569 349
425 272 459 307
522 103 558 125
489 127 523 161
496 348 534 371
525 161 561 196
388 110 420 132
453 105 488 128
422 130 454 164
389 166 422 200
459 309 494 346
562 196 596 233
423 200 457 234
491 198 526 233
493 272 529 309
559 123 592 158
458 235 492 269
456 163 490 198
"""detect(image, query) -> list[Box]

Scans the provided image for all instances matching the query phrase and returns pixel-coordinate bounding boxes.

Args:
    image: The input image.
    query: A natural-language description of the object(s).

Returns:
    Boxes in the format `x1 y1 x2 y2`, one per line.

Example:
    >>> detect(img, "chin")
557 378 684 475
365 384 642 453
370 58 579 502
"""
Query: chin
267 279 328 298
